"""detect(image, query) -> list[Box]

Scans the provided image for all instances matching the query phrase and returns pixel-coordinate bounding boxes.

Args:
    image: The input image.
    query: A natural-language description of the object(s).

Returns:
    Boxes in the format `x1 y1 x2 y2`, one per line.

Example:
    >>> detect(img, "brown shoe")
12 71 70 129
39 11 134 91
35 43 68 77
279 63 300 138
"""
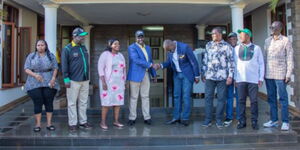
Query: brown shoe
79 123 92 129
69 125 77 132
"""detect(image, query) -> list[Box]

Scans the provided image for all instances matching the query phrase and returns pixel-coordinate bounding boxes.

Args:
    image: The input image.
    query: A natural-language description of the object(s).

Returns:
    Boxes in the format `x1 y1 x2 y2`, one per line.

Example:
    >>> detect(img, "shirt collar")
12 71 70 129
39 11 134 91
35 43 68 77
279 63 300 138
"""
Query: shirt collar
71 41 84 47
174 41 177 53
212 40 226 45
241 42 252 47
272 34 283 41
136 42 145 48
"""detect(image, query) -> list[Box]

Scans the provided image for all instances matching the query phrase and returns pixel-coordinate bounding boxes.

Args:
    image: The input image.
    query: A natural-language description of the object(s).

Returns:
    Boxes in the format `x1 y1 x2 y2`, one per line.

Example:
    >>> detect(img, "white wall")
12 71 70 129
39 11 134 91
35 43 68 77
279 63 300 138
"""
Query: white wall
19 7 38 52
251 5 270 95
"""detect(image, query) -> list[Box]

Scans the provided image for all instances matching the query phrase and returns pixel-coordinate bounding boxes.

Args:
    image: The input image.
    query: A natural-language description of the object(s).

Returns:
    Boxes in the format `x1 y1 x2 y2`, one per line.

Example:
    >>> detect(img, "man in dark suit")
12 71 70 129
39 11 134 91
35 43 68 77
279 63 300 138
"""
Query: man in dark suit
155 39 200 126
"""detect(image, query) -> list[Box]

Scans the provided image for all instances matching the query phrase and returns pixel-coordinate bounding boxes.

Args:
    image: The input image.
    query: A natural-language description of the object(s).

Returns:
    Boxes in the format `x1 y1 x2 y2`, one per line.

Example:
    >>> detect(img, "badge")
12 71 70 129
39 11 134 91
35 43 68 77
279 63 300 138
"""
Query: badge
73 52 79 57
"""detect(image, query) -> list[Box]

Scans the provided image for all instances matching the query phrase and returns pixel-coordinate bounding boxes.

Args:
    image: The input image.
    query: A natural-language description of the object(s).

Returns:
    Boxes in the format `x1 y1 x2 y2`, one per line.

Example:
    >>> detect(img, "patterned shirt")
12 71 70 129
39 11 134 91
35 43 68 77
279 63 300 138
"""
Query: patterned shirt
264 35 294 80
24 52 59 91
202 40 234 81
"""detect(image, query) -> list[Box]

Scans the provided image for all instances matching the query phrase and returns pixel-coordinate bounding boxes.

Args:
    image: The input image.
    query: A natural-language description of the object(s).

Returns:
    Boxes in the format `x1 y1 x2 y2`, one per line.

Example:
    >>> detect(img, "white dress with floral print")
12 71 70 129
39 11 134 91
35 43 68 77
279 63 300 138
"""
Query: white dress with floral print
100 53 125 106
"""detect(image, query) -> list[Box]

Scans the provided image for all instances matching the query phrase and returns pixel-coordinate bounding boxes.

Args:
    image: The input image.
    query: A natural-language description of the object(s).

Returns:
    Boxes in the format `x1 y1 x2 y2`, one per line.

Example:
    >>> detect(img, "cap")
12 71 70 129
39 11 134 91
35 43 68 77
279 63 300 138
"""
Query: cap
237 28 252 37
135 30 144 37
72 27 88 37
227 32 237 38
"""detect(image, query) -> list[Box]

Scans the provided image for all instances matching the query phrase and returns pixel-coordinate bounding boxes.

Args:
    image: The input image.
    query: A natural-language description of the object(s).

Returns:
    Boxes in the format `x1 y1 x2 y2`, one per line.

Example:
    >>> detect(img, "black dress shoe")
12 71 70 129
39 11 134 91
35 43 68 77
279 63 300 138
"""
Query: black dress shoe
33 127 41 132
46 125 56 131
165 119 180 125
144 119 152 125
127 120 136 126
237 122 246 129
252 122 259 130
181 120 189 126
69 125 77 132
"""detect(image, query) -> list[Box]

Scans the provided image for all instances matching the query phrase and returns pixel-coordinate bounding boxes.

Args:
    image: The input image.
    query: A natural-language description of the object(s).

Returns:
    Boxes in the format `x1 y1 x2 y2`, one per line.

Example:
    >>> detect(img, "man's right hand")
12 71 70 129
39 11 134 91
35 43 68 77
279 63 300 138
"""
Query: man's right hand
65 83 70 88
201 76 206 83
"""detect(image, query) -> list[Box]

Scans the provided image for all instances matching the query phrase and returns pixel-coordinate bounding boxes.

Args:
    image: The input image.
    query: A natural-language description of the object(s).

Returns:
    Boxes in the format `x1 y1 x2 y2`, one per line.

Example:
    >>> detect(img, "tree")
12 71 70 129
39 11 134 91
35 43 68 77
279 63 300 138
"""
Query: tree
270 0 279 13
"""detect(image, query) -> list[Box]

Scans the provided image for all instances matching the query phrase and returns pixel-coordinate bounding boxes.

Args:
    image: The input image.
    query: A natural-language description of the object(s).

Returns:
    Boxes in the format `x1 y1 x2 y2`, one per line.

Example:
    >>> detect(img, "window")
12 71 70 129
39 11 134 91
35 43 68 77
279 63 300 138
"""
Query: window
2 4 18 88
271 4 287 35
3 4 18 27
2 22 15 87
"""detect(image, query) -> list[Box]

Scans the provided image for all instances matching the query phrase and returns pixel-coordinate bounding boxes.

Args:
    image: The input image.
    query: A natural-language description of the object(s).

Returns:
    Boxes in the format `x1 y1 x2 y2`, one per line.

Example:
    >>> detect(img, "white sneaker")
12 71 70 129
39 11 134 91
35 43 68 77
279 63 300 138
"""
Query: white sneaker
263 120 279 128
281 123 290 131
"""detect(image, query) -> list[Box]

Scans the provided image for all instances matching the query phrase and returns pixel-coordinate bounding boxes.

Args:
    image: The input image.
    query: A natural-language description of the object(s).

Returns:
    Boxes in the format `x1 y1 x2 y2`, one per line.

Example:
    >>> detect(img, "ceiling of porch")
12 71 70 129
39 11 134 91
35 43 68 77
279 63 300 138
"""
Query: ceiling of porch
12 0 270 25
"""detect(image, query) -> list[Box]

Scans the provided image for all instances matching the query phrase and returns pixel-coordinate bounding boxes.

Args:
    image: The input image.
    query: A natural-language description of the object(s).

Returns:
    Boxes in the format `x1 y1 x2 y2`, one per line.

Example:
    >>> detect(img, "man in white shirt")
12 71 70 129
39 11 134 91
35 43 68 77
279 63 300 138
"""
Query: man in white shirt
234 28 265 130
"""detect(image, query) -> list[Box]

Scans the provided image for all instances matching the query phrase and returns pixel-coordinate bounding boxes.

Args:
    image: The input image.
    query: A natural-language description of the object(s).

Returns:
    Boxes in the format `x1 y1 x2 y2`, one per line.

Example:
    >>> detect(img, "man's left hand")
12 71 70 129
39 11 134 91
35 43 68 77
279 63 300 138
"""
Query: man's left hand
226 77 232 85
285 77 291 83
153 77 157 83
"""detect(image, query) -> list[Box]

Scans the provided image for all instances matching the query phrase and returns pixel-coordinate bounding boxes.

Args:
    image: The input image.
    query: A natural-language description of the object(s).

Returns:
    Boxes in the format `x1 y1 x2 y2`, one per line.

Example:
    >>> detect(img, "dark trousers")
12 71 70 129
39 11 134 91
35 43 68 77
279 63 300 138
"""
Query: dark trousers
204 79 227 124
237 82 258 124
27 87 57 114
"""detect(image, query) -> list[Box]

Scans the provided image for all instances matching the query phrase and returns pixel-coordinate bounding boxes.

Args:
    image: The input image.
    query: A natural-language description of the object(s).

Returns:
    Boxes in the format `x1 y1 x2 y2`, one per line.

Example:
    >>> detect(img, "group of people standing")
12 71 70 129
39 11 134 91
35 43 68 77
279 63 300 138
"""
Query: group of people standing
24 20 293 132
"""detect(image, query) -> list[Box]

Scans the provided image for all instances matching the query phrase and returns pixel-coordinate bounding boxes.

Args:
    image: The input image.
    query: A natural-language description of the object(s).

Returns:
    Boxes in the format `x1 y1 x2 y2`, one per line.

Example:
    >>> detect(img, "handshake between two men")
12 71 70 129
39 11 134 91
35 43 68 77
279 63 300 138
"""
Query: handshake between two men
150 63 200 84
151 64 161 70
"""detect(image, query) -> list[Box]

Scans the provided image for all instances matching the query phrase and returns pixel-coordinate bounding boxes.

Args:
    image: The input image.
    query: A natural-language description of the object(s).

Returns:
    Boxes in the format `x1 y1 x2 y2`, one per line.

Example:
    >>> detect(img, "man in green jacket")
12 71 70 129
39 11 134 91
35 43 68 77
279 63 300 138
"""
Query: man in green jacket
61 27 92 132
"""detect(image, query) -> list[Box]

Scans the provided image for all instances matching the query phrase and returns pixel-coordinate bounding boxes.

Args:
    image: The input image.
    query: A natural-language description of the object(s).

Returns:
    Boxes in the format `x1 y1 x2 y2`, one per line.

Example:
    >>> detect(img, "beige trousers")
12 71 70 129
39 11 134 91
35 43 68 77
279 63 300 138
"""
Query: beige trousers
129 72 151 120
66 80 89 126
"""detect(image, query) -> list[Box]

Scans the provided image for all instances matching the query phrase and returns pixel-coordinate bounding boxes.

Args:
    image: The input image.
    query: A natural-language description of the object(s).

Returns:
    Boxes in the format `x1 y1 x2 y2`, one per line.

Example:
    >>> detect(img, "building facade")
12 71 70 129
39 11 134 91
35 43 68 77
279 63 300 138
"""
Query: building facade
1 0 300 113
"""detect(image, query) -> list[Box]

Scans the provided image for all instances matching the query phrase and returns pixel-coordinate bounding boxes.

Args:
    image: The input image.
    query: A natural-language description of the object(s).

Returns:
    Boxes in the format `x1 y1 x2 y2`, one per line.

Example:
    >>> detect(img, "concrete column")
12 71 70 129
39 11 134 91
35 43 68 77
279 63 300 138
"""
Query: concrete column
195 24 206 40
43 4 59 55
83 25 93 54
230 3 246 34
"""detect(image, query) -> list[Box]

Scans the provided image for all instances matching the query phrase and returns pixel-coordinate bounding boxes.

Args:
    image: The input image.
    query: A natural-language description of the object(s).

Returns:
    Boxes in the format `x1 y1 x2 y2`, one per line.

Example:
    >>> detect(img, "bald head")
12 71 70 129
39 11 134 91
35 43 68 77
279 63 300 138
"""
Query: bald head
163 39 176 52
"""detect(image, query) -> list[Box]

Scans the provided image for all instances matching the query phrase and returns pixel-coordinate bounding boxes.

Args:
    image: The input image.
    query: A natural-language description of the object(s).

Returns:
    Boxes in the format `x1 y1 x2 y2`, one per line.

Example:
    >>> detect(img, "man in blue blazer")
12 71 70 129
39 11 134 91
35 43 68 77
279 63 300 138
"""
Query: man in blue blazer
155 39 200 126
127 30 157 126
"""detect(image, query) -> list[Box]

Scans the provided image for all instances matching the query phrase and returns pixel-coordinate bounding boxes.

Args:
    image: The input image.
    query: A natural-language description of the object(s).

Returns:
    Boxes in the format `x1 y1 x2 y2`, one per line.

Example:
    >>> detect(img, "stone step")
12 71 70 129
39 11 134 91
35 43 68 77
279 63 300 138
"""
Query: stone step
0 116 297 147
1 143 300 150
0 132 297 147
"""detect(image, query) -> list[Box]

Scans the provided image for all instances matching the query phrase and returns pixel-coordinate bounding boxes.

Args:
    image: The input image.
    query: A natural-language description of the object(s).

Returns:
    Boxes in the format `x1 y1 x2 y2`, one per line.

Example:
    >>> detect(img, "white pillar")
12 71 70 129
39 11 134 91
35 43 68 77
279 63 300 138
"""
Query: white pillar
43 4 59 55
195 24 206 40
83 25 93 54
230 3 246 34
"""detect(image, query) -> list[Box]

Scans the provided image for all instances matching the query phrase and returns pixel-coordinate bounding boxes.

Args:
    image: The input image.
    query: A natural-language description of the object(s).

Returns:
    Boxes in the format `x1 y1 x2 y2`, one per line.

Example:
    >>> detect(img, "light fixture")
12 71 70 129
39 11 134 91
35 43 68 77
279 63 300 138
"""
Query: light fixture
142 26 164 31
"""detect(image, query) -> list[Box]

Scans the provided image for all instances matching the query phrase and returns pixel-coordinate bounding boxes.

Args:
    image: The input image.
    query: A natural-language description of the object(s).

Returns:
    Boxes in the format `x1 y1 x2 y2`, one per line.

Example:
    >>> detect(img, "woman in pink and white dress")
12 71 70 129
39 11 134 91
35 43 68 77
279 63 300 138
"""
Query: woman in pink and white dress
98 39 126 129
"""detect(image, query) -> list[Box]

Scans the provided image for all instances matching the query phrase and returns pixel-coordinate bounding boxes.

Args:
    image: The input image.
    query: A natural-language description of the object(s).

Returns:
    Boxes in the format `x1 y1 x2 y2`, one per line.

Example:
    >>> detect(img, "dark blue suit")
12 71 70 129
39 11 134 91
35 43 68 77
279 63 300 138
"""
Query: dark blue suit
161 42 200 120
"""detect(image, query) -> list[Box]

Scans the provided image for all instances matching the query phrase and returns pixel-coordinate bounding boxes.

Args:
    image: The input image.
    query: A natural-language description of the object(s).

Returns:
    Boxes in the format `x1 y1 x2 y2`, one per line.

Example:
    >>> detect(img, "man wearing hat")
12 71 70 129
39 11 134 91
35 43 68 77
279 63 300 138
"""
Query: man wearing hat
61 27 92 131
234 28 264 130
224 32 239 127
127 30 157 126
263 21 294 131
